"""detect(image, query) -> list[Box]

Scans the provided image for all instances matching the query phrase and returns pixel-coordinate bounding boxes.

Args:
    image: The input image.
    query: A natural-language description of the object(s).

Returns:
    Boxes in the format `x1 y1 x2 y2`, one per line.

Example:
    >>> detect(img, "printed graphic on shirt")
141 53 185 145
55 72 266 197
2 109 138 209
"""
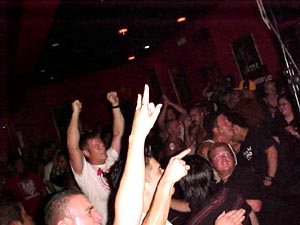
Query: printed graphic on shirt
19 179 40 200
243 146 253 161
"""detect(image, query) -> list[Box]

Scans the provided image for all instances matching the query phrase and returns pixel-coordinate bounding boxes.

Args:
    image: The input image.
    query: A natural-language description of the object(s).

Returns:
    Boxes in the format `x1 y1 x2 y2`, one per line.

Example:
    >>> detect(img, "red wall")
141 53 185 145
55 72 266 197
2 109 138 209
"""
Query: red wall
11 0 290 152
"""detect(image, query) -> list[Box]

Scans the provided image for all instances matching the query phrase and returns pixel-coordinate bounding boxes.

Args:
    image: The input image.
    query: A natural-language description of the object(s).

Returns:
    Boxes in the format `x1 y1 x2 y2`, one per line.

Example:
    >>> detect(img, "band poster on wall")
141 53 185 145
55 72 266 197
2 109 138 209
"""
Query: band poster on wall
231 34 264 81
168 63 193 105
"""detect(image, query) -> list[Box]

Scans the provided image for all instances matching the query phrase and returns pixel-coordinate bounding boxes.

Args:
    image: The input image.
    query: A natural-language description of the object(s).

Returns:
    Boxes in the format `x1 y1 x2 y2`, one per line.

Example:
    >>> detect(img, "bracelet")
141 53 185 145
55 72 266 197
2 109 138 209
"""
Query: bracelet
264 176 274 182
112 105 120 109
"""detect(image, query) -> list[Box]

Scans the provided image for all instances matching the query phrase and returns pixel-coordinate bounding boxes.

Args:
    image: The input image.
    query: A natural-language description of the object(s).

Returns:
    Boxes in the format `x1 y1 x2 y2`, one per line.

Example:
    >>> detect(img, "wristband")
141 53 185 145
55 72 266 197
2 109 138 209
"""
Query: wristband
112 105 120 109
264 176 273 182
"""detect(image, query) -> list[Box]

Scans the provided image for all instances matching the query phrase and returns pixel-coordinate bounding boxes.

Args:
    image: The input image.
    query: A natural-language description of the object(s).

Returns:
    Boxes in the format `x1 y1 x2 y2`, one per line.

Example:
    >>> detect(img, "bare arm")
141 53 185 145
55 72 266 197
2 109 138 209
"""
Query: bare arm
264 145 278 186
170 199 191 213
114 85 162 225
67 100 84 174
142 149 190 225
249 210 260 225
107 92 125 155
246 199 262 213
162 94 187 116
157 96 169 131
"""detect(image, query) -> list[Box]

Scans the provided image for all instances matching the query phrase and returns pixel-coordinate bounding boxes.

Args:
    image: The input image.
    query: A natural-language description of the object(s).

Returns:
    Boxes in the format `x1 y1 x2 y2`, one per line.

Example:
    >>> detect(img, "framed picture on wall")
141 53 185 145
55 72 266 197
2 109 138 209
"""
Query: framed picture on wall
168 63 193 105
231 34 264 80
198 62 222 88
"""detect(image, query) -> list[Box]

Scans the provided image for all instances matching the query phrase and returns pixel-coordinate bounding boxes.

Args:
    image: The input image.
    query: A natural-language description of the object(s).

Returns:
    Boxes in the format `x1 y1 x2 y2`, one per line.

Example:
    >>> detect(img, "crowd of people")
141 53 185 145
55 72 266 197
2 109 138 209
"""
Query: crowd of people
1 76 300 225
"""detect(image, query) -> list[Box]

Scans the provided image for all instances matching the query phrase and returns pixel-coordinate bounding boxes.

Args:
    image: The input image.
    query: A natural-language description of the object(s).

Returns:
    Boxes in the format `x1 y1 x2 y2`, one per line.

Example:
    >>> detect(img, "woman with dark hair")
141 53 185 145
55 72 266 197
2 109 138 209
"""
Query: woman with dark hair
269 92 300 196
180 155 252 225
272 93 300 164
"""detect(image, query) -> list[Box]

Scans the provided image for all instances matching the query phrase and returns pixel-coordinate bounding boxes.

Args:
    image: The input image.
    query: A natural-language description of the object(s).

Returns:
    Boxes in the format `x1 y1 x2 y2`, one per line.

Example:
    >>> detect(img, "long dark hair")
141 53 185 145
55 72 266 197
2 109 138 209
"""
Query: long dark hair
180 155 216 210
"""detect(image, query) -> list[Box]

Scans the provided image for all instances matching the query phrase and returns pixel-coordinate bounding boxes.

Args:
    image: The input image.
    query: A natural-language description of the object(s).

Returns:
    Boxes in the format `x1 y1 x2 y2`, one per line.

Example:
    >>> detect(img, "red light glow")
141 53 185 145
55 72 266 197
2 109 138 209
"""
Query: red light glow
128 56 135 60
118 28 128 35
177 17 186 23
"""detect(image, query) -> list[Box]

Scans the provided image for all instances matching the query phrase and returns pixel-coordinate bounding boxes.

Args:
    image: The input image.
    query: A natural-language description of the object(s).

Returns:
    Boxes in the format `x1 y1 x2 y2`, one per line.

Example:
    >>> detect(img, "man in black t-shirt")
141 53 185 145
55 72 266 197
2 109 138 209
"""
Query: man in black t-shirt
228 112 278 187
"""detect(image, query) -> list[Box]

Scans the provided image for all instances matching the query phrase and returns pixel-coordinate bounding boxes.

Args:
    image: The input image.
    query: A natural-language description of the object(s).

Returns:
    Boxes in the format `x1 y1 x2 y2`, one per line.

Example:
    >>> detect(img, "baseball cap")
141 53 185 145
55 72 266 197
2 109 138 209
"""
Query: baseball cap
234 79 256 91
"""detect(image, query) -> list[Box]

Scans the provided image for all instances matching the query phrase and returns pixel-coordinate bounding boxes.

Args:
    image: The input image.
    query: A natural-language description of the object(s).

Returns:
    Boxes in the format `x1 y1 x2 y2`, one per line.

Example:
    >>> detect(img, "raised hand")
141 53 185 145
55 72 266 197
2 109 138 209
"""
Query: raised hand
107 91 119 106
162 94 170 105
215 209 245 225
163 149 191 185
131 84 162 138
72 100 82 114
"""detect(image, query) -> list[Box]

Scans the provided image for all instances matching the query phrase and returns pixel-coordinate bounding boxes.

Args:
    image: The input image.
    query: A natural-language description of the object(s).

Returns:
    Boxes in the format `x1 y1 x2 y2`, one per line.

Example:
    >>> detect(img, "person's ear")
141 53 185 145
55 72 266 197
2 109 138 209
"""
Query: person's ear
82 149 90 158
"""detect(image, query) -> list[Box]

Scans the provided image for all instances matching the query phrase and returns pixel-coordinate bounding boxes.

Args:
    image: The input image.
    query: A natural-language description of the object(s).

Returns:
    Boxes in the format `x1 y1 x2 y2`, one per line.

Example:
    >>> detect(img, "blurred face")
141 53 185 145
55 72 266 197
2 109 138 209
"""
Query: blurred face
278 98 293 117
264 82 277 95
166 108 176 121
67 194 102 225
210 146 235 180
42 148 52 163
145 158 164 193
57 155 68 171
86 137 107 162
167 120 181 137
215 114 234 138
190 108 203 126
232 124 243 142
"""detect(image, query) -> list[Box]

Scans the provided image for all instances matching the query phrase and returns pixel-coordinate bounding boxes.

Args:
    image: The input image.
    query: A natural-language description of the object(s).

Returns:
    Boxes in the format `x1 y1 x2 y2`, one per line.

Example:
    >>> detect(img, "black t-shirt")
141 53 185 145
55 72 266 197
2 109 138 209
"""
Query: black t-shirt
237 127 275 177
271 115 300 164
188 187 251 225
216 166 265 201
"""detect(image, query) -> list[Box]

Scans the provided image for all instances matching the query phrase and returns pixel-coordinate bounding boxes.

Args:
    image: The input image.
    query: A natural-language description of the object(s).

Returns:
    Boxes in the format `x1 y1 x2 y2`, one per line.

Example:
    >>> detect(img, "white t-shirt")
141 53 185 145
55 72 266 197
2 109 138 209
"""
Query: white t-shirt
43 161 63 193
72 147 118 225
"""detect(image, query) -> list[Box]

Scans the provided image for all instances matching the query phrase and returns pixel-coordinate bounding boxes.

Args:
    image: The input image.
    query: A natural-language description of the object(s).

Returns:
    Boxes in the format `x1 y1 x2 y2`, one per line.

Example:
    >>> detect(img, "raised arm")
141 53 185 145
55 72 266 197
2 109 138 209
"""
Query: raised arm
142 149 190 225
67 100 84 174
114 85 162 225
107 91 125 155
165 95 187 116
264 145 278 186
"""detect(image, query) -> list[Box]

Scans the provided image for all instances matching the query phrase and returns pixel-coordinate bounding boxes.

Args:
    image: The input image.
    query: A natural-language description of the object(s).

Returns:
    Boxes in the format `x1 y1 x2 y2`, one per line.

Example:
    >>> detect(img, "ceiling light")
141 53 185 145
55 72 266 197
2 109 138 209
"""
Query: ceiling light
51 43 60 47
118 28 128 35
40 69 46 73
128 56 135 61
144 45 150 49
177 17 186 23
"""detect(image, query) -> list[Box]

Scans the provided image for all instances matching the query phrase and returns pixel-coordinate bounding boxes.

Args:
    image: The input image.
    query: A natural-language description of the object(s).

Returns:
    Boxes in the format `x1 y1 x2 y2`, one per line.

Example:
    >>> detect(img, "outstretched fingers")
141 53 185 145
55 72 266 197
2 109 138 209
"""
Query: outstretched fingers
136 94 142 110
142 84 149 105
174 148 191 159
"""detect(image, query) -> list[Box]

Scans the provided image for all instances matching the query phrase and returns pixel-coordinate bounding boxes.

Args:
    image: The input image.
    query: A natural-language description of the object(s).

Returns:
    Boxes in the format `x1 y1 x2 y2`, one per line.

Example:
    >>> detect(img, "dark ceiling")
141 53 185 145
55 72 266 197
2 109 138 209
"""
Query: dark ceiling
4 0 219 112
3 0 300 113
33 0 219 84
